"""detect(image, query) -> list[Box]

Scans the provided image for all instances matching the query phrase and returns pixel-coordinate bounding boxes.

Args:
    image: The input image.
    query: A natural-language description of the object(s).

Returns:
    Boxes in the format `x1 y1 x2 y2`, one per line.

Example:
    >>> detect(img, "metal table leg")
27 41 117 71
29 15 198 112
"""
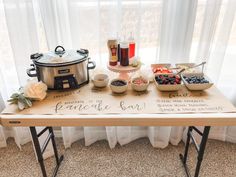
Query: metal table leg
180 126 211 177
30 127 64 177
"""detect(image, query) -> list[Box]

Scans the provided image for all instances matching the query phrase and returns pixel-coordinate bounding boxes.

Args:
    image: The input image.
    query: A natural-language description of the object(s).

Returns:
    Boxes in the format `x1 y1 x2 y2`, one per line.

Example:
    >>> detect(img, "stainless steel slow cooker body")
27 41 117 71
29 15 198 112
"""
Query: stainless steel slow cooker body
27 46 96 90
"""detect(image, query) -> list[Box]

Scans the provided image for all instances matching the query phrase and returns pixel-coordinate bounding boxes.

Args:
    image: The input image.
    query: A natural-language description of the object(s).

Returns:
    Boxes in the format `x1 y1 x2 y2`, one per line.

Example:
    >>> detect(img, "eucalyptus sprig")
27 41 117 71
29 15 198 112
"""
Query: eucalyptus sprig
8 88 32 110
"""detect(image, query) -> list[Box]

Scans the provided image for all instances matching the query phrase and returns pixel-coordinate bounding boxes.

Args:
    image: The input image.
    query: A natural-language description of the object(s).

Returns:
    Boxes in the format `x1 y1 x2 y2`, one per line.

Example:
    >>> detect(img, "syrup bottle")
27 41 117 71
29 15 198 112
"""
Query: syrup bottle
120 41 129 66
107 39 118 66
128 32 135 59
117 34 121 62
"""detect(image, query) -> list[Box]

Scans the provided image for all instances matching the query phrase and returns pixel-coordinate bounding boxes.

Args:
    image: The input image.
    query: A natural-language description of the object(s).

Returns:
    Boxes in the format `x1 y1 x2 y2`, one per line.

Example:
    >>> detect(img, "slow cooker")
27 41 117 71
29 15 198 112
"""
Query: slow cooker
27 46 96 90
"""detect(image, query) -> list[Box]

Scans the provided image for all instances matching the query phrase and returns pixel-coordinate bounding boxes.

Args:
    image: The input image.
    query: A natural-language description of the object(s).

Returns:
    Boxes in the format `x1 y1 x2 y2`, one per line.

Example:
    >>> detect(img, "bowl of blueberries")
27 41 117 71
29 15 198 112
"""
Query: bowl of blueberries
110 79 128 93
154 74 183 91
181 74 213 91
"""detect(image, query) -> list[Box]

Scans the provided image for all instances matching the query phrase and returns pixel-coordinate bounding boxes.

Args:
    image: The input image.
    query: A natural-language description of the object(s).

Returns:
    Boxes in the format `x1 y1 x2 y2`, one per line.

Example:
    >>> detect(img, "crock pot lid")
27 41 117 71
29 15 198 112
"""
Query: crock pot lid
36 48 86 64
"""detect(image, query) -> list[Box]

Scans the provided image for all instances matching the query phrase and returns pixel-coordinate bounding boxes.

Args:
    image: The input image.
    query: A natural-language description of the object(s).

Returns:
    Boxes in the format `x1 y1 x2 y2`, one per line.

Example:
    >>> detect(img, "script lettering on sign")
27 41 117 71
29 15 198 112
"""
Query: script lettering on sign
119 101 146 111
54 100 110 113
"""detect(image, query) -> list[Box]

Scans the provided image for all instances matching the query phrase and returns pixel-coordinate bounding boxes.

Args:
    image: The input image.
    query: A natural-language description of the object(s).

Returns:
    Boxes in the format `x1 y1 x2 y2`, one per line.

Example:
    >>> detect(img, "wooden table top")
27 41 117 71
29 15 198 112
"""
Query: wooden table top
1 84 236 127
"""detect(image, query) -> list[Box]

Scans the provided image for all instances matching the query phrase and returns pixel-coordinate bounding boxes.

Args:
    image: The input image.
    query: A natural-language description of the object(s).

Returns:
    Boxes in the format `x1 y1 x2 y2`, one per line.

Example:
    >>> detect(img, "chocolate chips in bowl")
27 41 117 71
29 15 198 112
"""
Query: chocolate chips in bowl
110 79 128 93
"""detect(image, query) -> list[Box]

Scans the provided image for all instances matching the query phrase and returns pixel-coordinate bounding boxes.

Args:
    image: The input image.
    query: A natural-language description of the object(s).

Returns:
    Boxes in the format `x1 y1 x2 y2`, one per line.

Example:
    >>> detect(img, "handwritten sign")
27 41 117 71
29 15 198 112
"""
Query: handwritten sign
2 84 236 115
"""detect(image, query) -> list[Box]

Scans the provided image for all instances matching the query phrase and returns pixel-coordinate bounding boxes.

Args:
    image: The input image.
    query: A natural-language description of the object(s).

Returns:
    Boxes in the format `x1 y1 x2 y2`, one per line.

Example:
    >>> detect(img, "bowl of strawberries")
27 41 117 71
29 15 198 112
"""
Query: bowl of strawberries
151 64 173 75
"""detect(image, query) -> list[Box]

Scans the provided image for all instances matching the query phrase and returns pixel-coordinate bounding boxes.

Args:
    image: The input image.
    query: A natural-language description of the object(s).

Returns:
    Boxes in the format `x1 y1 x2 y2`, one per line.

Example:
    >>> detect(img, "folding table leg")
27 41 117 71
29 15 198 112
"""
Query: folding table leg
179 126 211 177
30 127 64 177
48 127 64 177
183 126 193 164
194 126 210 177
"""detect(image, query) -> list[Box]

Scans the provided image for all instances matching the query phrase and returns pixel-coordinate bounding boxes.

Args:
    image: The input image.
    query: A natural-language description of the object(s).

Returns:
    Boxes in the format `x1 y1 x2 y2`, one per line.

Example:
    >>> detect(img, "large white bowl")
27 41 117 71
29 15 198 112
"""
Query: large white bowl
181 74 213 91
110 79 128 93
175 63 202 74
92 74 109 88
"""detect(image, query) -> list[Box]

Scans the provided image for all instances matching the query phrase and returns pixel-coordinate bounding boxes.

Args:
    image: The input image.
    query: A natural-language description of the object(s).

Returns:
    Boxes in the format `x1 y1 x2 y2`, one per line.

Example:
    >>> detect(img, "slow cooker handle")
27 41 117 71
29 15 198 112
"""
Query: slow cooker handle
87 60 96 70
54 46 65 54
27 64 37 77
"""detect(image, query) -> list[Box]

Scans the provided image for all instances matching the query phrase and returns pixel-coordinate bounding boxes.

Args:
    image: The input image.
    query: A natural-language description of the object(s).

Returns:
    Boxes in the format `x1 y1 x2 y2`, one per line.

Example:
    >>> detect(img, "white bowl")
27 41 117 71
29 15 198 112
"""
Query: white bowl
110 79 128 93
154 75 183 91
175 63 202 74
176 63 196 67
131 77 149 92
181 74 213 91
92 74 109 88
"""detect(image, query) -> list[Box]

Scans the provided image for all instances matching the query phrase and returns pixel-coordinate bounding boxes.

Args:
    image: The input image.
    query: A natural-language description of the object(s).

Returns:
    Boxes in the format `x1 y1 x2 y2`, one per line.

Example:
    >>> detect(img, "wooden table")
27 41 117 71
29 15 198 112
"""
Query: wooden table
2 113 236 127
1 84 236 177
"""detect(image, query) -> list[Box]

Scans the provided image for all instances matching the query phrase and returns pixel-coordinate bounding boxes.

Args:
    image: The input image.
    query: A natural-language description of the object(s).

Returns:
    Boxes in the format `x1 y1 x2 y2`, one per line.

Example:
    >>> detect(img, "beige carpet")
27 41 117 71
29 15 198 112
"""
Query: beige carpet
0 138 236 177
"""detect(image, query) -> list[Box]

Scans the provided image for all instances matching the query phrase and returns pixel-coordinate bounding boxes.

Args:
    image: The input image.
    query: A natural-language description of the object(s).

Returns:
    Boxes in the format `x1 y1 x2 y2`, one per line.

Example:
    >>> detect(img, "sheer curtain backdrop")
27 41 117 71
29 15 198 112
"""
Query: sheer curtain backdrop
1 0 236 156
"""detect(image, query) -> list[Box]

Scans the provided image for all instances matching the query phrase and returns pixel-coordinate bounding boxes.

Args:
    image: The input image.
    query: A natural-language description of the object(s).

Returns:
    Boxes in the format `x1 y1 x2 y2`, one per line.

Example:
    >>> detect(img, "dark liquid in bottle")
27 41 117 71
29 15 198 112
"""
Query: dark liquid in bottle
120 48 129 66
117 44 121 62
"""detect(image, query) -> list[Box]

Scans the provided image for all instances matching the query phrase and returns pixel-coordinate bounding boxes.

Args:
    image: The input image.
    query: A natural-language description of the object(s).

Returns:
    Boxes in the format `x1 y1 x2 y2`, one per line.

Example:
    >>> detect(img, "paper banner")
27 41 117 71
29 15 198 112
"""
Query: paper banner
2 84 236 115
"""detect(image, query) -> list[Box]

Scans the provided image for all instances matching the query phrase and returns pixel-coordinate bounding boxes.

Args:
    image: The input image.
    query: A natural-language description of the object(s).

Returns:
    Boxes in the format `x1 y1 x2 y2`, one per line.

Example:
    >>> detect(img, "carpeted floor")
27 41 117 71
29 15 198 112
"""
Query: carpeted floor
0 138 235 177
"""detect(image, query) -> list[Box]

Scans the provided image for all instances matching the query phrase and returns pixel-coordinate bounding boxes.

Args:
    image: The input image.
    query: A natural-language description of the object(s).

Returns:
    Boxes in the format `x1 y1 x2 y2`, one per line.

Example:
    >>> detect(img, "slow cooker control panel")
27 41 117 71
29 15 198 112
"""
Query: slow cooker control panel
54 75 78 89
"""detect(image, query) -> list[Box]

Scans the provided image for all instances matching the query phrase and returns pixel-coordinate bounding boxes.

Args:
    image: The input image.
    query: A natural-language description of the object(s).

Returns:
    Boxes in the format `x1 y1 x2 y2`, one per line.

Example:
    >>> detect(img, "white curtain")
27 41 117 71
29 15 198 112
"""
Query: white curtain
0 93 7 148
1 0 236 153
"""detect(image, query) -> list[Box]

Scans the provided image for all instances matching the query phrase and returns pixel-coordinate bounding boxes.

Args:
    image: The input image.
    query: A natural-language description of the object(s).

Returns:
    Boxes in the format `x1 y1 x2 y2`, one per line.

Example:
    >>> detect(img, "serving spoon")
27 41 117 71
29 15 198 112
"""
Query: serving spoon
171 61 206 71
175 68 186 76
